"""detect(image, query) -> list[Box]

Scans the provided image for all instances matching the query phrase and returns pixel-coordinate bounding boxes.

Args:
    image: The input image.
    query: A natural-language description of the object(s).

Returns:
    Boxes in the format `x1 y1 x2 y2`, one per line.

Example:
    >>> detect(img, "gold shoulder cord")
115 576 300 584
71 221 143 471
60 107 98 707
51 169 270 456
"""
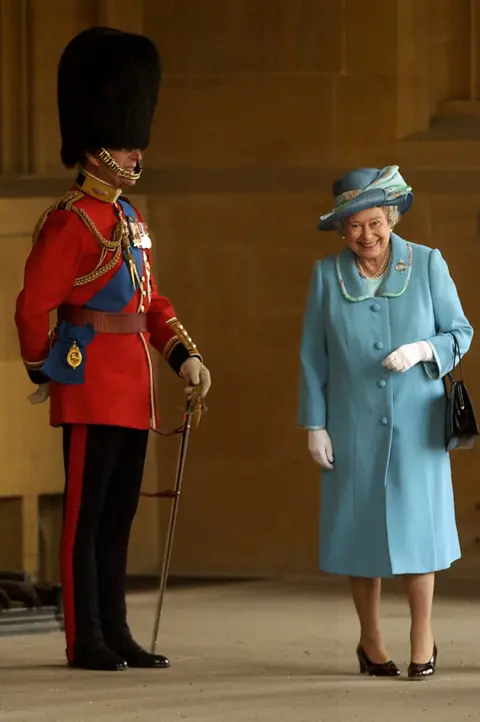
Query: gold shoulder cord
70 208 125 287
31 190 84 245
31 191 129 287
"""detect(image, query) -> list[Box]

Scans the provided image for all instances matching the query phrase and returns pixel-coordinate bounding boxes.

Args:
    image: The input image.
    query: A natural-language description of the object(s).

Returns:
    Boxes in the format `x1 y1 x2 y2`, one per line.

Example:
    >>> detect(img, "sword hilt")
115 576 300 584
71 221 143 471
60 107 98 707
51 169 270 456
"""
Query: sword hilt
186 385 206 428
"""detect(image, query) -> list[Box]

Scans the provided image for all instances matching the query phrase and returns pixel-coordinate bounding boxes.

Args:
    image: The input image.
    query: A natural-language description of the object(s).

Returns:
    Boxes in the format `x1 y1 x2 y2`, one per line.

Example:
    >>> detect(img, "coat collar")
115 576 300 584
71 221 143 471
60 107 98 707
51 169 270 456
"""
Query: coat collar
75 169 122 204
335 232 412 303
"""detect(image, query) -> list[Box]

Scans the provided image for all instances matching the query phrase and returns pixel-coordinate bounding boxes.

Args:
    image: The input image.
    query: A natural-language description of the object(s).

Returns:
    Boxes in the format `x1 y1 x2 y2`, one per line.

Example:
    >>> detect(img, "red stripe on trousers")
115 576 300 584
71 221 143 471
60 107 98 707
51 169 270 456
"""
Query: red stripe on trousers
60 425 87 663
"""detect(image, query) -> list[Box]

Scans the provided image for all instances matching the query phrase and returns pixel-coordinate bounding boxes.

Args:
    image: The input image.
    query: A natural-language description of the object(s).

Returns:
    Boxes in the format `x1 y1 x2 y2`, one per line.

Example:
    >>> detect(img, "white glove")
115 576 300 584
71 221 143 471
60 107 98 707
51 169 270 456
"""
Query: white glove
28 383 50 405
382 341 433 373
308 429 334 471
180 357 212 398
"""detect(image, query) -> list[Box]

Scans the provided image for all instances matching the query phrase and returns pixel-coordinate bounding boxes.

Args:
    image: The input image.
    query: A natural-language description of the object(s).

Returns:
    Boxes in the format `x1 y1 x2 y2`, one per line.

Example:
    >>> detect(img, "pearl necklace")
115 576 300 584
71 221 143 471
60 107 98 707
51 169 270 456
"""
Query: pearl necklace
356 248 391 279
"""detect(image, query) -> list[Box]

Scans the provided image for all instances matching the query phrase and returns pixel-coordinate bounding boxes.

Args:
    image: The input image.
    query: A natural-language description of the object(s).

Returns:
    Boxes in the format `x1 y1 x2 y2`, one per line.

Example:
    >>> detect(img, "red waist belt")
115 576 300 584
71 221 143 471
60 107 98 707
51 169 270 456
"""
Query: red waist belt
58 305 148 334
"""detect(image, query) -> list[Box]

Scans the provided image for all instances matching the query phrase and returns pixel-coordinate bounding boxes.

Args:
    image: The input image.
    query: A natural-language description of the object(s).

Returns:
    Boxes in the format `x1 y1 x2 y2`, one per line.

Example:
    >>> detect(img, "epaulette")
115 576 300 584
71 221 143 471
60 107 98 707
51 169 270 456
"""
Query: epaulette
54 190 85 211
32 190 85 245
31 189 127 288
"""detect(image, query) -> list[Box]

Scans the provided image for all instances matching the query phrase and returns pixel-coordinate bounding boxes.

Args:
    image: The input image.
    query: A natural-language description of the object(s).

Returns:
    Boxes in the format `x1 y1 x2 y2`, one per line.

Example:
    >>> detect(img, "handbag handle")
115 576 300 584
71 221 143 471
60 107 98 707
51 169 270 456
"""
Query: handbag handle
448 332 464 383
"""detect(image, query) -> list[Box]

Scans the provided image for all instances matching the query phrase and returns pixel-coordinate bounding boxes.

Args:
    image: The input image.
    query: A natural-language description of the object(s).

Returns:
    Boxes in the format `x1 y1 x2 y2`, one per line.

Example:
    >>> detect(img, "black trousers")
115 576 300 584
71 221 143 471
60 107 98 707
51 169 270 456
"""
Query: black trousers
61 424 148 662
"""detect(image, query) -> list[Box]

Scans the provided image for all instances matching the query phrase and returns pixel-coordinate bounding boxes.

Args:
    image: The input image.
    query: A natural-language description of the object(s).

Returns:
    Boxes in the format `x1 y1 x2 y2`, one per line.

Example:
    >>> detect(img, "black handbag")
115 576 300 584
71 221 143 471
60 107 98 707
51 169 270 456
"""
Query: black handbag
444 333 479 451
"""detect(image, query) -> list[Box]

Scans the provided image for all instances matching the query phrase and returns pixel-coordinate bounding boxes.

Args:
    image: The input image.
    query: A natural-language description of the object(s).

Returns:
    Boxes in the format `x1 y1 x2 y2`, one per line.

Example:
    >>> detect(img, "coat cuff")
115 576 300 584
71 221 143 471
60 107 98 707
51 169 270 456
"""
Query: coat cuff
27 369 50 385
22 356 50 385
422 340 442 380
163 318 203 375
166 342 202 376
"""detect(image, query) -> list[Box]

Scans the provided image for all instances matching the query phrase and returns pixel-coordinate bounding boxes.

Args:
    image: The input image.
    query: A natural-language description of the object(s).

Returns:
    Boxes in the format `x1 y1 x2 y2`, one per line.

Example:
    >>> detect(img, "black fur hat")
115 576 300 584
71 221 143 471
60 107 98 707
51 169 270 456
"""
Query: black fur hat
57 26 161 168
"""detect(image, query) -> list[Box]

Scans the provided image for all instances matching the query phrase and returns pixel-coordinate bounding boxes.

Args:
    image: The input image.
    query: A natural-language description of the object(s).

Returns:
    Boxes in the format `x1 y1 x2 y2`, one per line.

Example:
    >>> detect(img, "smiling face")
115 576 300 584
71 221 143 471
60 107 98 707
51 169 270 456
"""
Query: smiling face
342 207 392 261
85 148 143 188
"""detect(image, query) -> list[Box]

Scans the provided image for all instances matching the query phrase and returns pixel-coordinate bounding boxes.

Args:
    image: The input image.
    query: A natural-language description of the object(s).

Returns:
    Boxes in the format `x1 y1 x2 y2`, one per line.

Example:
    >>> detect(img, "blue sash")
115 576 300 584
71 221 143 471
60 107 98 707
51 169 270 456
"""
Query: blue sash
41 198 143 385
85 198 143 312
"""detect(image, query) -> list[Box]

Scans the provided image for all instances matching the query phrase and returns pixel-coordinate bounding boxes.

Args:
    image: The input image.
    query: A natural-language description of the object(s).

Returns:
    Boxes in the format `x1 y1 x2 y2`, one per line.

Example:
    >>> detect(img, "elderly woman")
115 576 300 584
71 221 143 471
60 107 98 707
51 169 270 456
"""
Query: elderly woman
297 166 473 679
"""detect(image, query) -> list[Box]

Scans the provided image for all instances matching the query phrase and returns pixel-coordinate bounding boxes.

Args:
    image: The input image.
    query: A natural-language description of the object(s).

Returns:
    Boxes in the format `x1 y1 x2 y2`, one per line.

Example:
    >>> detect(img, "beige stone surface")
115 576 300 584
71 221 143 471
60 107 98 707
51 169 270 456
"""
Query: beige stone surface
1 577 480 721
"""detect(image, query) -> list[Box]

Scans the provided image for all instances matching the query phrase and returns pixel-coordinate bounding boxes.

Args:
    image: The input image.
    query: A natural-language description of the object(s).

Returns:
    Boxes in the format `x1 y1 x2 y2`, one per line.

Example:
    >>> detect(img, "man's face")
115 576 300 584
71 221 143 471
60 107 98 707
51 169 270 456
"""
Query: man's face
86 149 143 188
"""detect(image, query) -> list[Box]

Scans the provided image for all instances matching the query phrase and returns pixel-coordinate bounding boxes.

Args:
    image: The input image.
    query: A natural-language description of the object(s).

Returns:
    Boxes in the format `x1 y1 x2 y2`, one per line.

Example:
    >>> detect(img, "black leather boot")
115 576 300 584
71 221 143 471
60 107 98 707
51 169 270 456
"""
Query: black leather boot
69 640 128 671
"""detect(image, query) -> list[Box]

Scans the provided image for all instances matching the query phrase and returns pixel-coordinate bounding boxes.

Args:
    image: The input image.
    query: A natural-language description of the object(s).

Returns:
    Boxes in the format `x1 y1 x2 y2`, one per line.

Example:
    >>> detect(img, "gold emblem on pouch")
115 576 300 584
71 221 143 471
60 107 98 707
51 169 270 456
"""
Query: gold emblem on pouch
66 341 83 369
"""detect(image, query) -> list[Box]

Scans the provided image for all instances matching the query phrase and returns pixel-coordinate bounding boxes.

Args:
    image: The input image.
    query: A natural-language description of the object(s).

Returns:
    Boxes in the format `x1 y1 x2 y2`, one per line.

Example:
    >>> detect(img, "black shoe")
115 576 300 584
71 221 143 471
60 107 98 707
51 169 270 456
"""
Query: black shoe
69 641 128 671
107 637 170 669
408 643 437 680
356 644 400 677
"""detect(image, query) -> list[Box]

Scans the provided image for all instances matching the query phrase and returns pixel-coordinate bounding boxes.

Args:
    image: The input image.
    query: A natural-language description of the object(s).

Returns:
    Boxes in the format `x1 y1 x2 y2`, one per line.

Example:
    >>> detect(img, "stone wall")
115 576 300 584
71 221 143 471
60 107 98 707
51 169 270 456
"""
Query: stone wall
1 0 479 578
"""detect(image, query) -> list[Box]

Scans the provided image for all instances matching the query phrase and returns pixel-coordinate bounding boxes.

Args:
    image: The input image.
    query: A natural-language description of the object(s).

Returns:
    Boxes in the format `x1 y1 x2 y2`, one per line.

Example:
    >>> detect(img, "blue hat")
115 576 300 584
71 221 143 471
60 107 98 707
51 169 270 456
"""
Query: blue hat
317 165 413 231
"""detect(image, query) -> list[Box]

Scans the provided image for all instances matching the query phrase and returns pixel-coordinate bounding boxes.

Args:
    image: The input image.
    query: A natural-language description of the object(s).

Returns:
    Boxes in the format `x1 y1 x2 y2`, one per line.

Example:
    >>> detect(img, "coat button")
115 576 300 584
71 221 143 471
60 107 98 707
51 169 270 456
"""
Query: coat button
377 380 386 388
380 417 388 426
374 341 384 350
371 303 381 312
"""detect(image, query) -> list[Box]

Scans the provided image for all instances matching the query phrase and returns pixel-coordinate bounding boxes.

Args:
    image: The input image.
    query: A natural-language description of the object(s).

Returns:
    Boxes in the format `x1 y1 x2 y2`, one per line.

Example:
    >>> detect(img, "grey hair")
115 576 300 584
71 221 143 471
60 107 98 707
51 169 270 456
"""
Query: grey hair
334 206 400 235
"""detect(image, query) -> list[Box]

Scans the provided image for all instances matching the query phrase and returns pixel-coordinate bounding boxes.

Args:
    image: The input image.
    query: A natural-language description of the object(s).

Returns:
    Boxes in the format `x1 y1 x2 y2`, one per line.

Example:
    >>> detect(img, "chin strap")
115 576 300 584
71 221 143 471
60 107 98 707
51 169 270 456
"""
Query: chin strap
97 148 143 181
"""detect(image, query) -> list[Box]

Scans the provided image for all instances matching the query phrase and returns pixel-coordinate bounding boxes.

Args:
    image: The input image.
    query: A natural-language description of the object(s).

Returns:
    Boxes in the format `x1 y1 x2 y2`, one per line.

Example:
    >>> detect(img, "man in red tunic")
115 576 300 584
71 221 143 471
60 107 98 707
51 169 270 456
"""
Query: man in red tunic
14 27 211 671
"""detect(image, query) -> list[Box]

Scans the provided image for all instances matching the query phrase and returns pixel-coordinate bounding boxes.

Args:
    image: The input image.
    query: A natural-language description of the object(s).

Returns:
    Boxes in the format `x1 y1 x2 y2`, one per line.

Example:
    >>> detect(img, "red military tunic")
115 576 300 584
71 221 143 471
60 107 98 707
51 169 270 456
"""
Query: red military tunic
15 176 199 430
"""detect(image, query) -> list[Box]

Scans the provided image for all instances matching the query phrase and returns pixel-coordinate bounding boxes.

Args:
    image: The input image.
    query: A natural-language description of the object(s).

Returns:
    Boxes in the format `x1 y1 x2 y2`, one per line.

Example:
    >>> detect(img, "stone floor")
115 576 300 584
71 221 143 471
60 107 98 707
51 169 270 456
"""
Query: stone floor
0 575 479 722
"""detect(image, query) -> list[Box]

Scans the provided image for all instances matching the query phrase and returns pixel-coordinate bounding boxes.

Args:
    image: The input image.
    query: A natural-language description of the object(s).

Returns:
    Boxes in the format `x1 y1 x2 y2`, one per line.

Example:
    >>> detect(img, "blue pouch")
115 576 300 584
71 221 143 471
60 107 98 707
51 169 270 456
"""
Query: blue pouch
41 321 95 385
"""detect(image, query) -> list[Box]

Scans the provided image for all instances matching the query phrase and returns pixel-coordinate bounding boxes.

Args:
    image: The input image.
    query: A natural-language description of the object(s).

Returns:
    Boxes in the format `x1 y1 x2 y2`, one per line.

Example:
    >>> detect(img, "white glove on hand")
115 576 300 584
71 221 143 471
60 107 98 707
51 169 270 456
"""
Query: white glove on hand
28 382 50 405
180 357 212 398
308 429 334 471
382 341 433 373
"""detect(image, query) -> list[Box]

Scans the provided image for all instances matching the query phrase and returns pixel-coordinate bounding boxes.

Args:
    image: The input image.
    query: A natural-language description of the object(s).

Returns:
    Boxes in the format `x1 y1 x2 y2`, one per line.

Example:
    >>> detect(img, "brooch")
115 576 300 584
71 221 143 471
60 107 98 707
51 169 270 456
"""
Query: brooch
395 261 408 273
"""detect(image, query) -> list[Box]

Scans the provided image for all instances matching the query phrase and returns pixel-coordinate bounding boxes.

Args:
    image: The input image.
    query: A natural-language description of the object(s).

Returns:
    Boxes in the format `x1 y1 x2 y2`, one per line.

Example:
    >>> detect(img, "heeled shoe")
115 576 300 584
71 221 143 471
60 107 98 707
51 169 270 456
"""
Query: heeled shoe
407 643 437 680
356 644 400 677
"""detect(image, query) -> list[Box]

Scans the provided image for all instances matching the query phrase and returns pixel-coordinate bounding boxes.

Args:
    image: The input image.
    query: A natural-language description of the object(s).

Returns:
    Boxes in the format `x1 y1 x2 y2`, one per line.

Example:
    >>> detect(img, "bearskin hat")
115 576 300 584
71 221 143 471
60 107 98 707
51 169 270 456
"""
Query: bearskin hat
57 26 161 168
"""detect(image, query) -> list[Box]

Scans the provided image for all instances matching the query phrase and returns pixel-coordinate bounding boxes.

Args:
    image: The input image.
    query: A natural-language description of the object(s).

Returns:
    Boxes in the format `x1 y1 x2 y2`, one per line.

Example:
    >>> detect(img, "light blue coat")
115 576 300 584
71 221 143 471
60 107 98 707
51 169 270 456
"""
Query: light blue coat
298 233 474 578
